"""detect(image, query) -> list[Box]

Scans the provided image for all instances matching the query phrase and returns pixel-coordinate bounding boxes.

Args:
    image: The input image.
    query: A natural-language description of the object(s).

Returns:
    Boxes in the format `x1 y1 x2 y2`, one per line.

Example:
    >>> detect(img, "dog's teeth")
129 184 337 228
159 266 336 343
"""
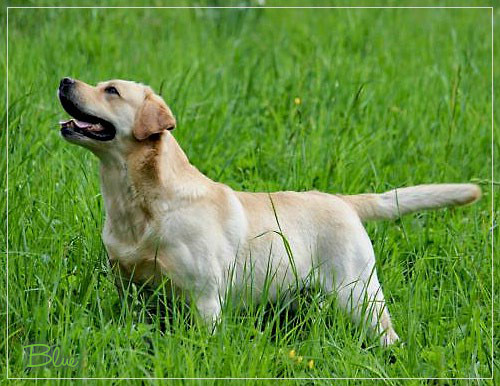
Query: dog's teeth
87 123 105 132
59 119 74 129
59 119 72 125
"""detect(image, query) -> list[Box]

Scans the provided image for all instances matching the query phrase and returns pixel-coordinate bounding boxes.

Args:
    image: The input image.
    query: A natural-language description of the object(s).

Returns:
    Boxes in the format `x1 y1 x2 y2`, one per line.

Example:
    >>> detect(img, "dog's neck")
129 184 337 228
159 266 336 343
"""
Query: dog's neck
99 133 211 241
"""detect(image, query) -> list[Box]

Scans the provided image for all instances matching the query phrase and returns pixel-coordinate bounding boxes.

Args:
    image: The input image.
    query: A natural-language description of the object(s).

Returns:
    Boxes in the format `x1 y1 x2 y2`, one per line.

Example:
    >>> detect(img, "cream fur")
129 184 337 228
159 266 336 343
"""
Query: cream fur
58 79 481 346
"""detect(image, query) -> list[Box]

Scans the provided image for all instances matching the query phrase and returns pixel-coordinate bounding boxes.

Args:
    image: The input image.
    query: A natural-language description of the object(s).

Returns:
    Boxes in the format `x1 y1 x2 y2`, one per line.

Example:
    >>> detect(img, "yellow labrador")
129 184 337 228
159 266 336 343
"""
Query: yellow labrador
57 77 481 346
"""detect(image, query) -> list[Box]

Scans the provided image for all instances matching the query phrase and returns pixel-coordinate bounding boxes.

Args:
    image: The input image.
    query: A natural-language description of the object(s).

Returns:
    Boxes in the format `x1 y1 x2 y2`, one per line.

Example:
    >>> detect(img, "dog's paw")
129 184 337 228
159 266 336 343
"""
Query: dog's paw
380 329 400 347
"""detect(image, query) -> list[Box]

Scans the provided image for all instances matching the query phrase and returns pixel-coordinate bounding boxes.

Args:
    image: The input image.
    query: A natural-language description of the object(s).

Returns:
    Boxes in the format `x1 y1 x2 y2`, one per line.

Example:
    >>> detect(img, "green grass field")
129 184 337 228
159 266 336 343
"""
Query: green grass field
2 2 498 383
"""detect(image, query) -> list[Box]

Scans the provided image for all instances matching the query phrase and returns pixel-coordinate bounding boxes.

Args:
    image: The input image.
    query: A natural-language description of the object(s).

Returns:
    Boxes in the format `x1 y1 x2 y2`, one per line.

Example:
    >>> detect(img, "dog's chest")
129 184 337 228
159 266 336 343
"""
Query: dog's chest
99 167 160 268
100 194 206 289
102 204 156 264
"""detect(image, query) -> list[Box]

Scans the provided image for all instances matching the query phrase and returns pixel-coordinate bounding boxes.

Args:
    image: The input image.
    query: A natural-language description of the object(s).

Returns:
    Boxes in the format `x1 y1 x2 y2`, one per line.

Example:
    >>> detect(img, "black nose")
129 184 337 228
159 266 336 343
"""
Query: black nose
59 77 75 92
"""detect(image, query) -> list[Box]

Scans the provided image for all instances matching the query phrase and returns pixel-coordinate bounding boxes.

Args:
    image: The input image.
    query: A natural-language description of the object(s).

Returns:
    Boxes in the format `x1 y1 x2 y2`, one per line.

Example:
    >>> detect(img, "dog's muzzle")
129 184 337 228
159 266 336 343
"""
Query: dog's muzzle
58 77 116 141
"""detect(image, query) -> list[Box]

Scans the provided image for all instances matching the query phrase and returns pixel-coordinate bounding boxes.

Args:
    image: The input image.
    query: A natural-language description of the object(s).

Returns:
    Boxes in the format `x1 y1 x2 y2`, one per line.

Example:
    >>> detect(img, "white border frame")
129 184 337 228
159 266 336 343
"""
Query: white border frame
4 5 495 381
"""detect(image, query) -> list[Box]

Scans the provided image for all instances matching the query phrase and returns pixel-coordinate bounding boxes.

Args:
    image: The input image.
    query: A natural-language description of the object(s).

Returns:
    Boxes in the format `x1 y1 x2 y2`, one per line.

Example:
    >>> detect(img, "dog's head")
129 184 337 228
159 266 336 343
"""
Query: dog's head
58 78 176 155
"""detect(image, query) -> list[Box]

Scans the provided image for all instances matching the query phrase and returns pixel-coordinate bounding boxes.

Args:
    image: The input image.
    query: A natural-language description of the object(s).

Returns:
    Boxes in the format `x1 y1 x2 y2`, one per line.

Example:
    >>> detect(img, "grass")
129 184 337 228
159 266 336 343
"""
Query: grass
2 2 498 383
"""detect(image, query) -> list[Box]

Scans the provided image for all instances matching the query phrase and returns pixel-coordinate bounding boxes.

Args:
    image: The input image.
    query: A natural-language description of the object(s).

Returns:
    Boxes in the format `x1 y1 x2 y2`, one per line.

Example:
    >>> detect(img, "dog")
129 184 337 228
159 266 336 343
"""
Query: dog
57 77 481 346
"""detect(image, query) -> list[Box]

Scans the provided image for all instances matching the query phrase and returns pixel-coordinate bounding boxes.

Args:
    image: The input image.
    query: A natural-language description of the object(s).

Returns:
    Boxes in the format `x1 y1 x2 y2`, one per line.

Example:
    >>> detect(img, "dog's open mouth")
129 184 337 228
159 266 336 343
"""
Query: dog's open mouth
59 95 116 141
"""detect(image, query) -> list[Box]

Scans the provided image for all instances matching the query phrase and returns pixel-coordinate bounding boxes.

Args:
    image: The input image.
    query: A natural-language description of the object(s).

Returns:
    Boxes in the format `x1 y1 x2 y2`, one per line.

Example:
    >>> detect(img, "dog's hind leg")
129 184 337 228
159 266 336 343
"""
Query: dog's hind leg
320 219 399 346
334 270 399 346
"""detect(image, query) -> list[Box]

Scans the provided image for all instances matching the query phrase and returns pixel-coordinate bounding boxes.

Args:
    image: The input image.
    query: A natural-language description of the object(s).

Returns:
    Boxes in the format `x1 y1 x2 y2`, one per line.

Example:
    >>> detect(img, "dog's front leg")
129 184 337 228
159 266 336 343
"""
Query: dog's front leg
194 293 223 332
108 258 131 299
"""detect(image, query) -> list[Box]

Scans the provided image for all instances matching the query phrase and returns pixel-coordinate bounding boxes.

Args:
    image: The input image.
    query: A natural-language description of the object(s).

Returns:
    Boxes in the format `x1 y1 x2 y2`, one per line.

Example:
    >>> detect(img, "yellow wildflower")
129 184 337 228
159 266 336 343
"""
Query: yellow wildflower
288 349 296 359
307 359 314 369
294 97 301 105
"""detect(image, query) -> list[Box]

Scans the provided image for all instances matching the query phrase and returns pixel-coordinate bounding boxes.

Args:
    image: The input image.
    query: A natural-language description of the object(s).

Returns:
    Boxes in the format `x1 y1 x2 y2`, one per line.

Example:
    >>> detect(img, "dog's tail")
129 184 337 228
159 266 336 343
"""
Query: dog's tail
341 183 481 221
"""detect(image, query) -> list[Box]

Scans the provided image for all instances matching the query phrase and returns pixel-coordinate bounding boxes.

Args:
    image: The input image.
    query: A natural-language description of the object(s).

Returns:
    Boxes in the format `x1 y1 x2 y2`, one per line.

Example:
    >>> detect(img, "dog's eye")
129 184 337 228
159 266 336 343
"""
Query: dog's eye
105 86 120 96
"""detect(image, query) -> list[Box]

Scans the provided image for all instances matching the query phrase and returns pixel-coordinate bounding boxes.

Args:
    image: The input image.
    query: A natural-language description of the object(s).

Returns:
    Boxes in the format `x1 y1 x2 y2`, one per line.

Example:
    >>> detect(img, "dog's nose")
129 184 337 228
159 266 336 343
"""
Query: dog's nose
59 77 75 92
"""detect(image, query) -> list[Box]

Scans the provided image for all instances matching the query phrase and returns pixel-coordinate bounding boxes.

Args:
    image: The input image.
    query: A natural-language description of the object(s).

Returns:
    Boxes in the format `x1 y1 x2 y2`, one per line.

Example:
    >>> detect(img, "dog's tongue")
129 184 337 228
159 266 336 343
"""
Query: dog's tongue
58 119 93 129
73 119 93 129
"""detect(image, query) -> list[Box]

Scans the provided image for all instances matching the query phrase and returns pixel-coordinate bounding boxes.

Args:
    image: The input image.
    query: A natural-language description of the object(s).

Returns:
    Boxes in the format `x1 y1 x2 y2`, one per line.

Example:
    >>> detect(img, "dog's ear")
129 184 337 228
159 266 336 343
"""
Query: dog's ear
133 95 176 141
